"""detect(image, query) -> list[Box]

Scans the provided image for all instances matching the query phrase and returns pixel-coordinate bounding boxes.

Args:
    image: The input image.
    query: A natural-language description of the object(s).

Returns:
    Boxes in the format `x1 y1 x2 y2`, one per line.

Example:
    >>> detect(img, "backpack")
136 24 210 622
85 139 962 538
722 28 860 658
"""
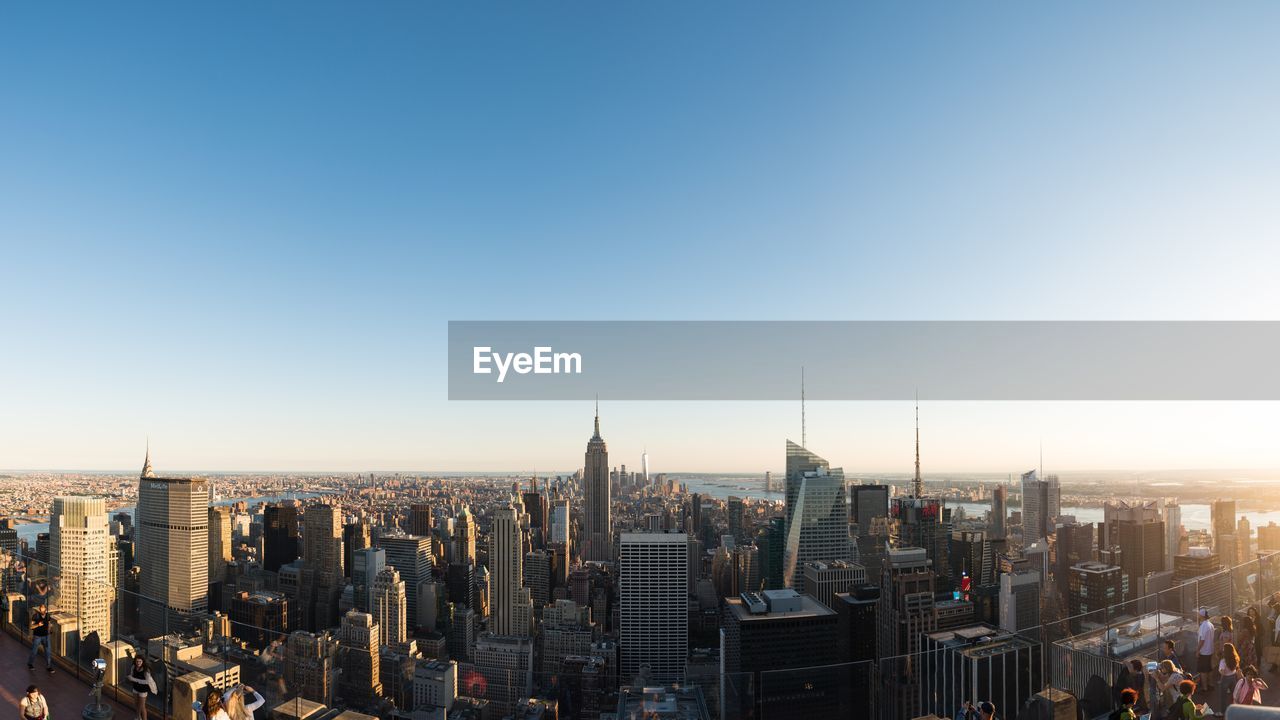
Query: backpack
1234 677 1262 705
1166 695 1193 719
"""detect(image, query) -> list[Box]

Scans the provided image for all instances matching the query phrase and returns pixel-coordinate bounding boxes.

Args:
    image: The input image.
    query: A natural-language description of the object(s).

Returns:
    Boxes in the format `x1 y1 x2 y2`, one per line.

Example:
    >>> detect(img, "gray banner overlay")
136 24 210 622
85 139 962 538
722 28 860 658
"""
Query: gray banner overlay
448 321 1280 400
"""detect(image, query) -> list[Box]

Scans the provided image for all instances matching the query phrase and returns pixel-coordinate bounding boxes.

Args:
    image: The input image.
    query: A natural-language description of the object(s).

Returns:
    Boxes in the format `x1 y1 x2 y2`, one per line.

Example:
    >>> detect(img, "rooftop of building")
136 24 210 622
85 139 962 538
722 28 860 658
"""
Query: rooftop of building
615 685 710 720
1072 561 1121 574
804 559 864 571
725 589 835 621
1056 610 1198 657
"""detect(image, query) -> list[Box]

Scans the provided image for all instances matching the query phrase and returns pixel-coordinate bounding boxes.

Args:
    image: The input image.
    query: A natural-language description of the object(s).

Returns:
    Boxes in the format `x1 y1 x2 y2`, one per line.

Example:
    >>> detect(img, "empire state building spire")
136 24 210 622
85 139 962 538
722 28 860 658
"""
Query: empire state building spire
593 395 601 440
913 396 923 498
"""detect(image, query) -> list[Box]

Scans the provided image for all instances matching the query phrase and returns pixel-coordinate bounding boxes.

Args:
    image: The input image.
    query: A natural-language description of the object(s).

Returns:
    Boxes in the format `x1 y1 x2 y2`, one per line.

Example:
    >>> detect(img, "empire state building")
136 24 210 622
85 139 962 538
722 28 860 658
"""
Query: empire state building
583 403 611 562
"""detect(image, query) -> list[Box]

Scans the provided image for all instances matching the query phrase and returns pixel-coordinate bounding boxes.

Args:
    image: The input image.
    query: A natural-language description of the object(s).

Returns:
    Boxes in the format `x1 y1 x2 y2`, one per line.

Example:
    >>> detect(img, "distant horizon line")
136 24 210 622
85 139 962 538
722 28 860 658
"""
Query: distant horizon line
4 466 1280 478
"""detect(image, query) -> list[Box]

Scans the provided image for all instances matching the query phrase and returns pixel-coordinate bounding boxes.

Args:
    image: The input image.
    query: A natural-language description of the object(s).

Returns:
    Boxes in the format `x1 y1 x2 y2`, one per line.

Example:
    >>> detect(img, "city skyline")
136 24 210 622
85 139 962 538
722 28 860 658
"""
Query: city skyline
5 399 1280 474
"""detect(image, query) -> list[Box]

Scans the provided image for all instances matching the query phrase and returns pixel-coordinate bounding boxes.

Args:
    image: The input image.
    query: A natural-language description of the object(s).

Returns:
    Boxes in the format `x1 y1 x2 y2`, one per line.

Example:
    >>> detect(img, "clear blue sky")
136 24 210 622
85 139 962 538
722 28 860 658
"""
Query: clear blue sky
3 2 1279 473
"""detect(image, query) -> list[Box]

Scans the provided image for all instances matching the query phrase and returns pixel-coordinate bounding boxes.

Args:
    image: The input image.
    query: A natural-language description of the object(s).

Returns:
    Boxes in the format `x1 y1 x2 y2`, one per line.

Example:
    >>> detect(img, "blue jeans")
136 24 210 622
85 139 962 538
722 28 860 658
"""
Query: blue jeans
28 635 51 668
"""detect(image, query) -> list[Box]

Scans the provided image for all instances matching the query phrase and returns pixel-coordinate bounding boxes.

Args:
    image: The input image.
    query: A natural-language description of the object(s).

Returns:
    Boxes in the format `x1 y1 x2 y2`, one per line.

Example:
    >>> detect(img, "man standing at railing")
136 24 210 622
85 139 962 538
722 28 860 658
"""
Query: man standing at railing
1198 609 1216 692
27 602 53 673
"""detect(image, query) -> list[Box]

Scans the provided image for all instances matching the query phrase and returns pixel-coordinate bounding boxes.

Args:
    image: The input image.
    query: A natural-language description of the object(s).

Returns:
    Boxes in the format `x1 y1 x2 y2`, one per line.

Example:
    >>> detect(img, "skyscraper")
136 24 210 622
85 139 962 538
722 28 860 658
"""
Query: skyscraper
1212 499 1239 566
343 520 372 579
409 503 433 537
850 484 890 533
371 566 407 645
1163 500 1183 561
137 450 209 636
209 506 233 584
619 532 689 685
302 503 345 631
455 506 477 566
337 609 383 705
378 534 433 632
991 485 1008 540
783 441 849 589
726 496 745 543
756 516 787 590
998 570 1041 638
50 495 113 640
721 589 840 719
877 547 937 719
1020 470 1061 543
474 633 534 717
352 546 385 613
1055 522 1095 603
263 504 300 573
522 482 547 549
584 403 611 562
490 503 533 637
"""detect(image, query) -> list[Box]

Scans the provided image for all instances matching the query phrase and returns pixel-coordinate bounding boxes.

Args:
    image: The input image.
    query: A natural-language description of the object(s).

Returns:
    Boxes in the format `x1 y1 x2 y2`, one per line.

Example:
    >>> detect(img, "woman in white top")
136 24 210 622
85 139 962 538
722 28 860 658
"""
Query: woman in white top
1218 642 1241 713
20 685 49 720
224 686 265 720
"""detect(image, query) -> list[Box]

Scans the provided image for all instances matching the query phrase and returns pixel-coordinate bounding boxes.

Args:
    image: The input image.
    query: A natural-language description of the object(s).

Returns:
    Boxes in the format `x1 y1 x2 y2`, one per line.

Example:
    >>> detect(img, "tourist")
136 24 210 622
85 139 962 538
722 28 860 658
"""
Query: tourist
1217 642 1240 713
1196 609 1215 691
1116 688 1139 720
128 656 158 720
20 686 49 720
204 690 230 720
1170 679 1206 720
224 686 265 720
27 603 53 673
1232 665 1267 706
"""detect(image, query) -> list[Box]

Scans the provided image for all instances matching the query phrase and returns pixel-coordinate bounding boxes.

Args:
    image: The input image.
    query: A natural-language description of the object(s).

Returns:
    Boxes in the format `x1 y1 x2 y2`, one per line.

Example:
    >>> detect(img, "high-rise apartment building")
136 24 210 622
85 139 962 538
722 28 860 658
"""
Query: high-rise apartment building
137 452 210 636
783 441 848 588
50 495 113 640
371 566 407 645
584 405 611 562
619 532 689 684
